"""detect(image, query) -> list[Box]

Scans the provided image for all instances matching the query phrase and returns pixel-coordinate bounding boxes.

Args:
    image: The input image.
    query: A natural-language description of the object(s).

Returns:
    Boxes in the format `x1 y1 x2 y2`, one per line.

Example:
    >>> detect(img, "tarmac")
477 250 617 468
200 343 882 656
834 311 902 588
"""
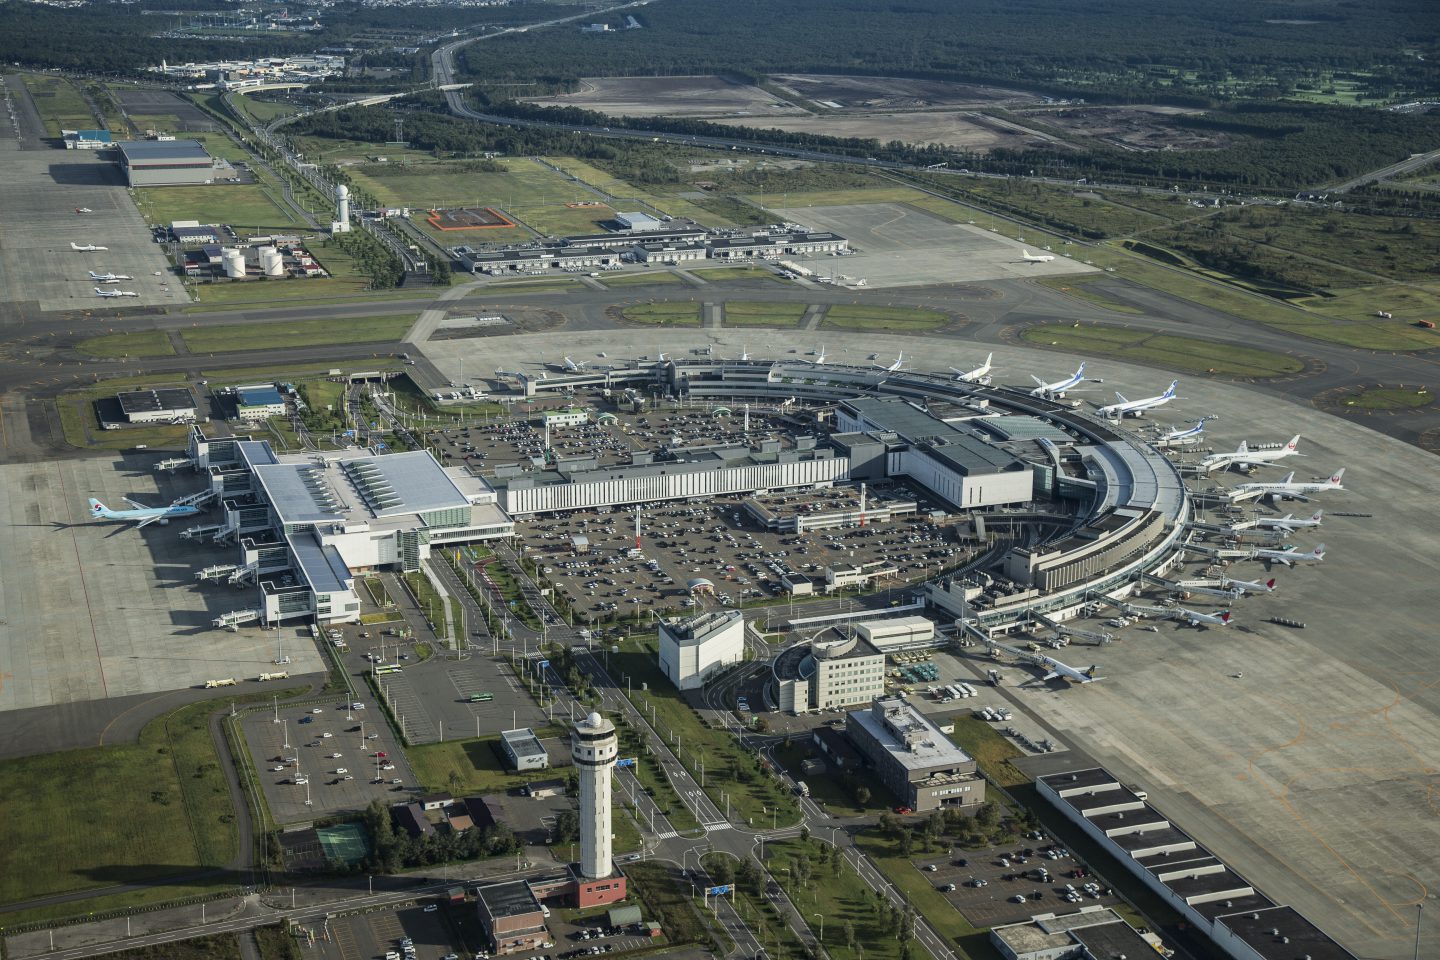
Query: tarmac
420 329 1440 960
775 201 1095 286
0 455 325 715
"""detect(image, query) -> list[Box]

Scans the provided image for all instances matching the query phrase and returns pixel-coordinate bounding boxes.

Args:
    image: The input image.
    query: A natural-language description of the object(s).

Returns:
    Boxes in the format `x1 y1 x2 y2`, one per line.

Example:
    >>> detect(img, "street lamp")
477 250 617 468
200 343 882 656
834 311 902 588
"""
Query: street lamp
813 912 824 942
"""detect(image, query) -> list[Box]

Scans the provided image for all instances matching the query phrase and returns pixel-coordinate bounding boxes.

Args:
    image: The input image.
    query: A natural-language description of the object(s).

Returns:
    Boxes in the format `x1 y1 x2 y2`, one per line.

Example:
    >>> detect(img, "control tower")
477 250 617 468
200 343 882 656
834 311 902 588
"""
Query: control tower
571 711 618 879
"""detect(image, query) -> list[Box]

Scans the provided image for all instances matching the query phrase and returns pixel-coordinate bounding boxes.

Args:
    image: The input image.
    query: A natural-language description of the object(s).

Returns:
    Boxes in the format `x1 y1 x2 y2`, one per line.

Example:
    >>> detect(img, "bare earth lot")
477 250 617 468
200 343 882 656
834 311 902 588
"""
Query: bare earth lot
770 74 1037 110
1012 104 1234 151
523 75 805 118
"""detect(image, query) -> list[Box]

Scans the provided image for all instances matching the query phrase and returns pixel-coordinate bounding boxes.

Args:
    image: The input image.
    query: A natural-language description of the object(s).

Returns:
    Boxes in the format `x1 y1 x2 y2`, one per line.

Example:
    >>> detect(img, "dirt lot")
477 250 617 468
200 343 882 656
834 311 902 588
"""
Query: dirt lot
1012 104 1234 151
713 110 1054 151
523 75 806 118
770 74 1037 111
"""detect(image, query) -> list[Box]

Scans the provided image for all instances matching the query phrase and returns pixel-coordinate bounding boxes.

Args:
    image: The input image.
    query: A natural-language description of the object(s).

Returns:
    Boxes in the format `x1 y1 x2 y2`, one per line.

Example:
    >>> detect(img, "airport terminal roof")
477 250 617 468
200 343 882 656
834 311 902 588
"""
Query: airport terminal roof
974 415 1074 443
115 139 212 166
252 450 473 526
338 450 471 517
118 388 195 415
842 396 1024 474
1215 905 1357 959
287 532 352 595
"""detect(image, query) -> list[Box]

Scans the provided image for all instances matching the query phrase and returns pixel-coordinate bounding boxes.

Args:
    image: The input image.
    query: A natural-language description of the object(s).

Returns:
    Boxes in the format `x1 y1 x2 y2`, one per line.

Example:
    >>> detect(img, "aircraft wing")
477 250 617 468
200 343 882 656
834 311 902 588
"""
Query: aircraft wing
122 497 149 510
136 514 165 529
1041 670 1060 681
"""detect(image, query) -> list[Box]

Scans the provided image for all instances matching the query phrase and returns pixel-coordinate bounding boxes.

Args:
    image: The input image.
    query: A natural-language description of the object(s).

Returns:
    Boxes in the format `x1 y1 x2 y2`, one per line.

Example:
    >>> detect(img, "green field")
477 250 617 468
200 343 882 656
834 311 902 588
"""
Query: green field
1019 323 1305 378
723 300 808 327
598 271 684 288
56 376 194 451
853 834 996 959
409 213 532 248
75 329 176 359
182 315 414 354
619 302 701 326
691 266 780 282
20 73 95 136
1336 386 1433 410
407 733 561 795
749 185 933 209
544 157 718 224
946 716 1030 788
132 184 307 233
820 304 949 332
0 695 287 916
230 96 301 125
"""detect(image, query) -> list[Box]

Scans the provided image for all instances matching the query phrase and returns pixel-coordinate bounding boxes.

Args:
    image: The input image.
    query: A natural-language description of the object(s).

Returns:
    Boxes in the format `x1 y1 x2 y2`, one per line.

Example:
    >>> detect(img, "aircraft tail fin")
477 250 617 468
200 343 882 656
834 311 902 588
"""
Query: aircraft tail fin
88 498 107 516
1114 392 1128 404
1220 612 1232 624
1310 509 1324 523
1265 578 1276 590
1032 375 1047 387
1280 471 1295 484
1236 440 1249 454
1313 543 1326 559
1328 468 1345 485
1286 434 1301 452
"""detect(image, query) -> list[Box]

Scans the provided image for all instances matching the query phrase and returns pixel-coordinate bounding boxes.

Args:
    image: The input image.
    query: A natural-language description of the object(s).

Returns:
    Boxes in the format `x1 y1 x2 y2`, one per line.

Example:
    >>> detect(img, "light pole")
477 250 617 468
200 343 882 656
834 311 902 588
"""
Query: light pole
1416 902 1425 960
813 912 824 942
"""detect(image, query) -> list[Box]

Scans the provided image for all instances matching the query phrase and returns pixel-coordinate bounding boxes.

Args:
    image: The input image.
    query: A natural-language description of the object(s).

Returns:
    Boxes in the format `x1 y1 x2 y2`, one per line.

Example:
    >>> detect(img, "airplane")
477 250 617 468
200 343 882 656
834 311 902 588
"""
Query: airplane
1201 435 1302 472
1252 509 1323 532
1029 362 1098 400
1173 608 1233 628
75 207 93 214
1021 248 1055 263
949 352 993 383
560 356 587 372
802 344 828 365
1156 419 1207 445
88 497 201 529
1096 380 1180 419
94 287 139 298
1220 576 1277 595
89 271 133 282
1230 469 1344 503
874 352 907 373
985 639 1102 683
71 242 108 252
94 278 121 285
1251 543 1326 567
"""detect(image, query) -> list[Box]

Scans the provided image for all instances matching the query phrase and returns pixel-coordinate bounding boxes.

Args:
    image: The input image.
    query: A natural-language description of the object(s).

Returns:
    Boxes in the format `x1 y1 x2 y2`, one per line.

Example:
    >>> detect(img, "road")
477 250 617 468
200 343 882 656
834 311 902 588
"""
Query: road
1323 146 1440 193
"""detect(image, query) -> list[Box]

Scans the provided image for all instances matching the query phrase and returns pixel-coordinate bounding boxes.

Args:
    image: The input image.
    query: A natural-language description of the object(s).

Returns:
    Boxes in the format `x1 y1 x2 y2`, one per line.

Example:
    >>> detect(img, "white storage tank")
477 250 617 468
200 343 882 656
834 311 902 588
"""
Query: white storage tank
222 247 247 279
258 246 284 277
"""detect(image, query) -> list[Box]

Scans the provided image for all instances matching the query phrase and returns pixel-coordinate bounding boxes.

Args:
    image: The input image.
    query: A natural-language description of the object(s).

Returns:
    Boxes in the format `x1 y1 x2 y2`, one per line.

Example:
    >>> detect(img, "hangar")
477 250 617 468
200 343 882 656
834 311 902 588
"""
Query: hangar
117 387 196 424
115 139 222 187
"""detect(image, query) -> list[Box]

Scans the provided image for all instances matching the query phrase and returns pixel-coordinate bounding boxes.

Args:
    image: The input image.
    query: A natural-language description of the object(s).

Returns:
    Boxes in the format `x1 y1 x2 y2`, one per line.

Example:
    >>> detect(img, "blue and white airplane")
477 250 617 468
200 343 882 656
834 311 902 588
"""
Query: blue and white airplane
88 497 201 529
1156 419 1207 446
1029 362 1097 399
1097 380 1180 418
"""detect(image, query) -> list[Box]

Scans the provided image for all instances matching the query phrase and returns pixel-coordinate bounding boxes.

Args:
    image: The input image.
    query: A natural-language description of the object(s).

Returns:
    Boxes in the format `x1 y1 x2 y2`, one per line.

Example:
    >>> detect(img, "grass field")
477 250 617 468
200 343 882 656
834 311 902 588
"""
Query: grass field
691 266 780 282
750 185 933 209
409 214 532 248
723 300 808 327
202 360 401 384
946 716 1030 788
132 184 307 234
821 304 949 332
182 315 414 354
407 733 561 795
75 329 176 359
598 272 684 288
1336 386 1433 410
853 833 997 959
620 302 701 326
544 157 717 224
229 97 301 125
484 278 582 293
1020 324 1305 378
20 73 94 136
189 275 394 307
56 376 195 451
0 693 294 917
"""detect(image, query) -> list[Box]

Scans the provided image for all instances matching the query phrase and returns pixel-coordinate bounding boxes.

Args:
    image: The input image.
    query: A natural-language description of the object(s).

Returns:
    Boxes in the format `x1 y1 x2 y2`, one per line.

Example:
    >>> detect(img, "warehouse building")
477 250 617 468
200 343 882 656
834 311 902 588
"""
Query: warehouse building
497 447 848 516
115 139 222 187
775 630 886 713
468 244 620 274
614 211 663 232
171 222 223 245
845 695 985 811
117 387 197 424
499 728 550 771
62 129 112 149
630 240 707 263
1037 767 1358 960
658 610 745 691
707 231 848 259
232 383 287 422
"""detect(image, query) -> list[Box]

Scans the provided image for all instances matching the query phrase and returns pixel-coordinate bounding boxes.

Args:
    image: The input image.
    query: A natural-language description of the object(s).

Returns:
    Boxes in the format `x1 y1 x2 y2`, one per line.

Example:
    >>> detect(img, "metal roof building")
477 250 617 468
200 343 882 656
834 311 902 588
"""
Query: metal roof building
499 728 550 771
117 388 196 424
115 139 217 187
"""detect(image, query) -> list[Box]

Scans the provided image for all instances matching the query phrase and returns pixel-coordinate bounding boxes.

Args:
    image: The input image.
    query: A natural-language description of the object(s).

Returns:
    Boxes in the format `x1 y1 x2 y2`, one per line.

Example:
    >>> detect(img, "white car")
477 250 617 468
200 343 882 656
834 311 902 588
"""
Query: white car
335 767 348 774
310 708 323 714
272 765 285 772
294 777 309 785
381 763 396 770
351 702 365 710
367 733 380 740
329 753 343 759
320 732 333 739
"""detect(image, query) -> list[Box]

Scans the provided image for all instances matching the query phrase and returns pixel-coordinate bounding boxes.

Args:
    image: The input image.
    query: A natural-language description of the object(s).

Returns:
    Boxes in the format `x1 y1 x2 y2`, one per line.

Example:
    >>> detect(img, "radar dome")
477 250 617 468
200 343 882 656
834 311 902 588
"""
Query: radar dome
587 711 602 727
335 184 350 198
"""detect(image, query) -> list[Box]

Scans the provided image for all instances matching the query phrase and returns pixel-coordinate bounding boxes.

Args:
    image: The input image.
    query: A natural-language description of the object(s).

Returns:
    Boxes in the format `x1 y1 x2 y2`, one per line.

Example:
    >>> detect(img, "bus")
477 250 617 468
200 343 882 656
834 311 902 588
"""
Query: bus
374 664 402 675
468 692 494 703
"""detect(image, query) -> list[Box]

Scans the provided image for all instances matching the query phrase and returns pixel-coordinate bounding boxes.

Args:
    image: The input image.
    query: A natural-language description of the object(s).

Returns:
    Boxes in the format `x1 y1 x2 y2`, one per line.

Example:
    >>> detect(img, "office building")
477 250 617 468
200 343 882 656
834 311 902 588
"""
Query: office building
657 610 745 691
845 695 986 811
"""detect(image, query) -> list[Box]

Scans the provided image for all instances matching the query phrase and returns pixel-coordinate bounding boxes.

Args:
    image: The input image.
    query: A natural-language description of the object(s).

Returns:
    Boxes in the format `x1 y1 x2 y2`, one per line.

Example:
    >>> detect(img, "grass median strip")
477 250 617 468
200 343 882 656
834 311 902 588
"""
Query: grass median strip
821 304 949 332
75 329 176 359
182 315 414 354
723 300 808 327
1019 323 1304 378
619 302 702 326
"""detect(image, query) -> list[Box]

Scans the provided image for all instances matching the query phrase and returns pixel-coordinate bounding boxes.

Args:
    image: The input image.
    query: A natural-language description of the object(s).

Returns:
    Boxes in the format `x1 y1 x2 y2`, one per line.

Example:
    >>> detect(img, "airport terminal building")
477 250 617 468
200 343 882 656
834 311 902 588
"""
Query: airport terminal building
188 431 513 626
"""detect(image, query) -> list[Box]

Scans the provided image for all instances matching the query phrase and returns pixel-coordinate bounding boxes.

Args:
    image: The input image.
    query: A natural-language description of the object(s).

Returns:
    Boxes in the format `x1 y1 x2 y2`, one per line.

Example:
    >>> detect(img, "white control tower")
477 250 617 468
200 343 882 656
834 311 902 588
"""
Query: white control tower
331 183 351 234
572 711 618 879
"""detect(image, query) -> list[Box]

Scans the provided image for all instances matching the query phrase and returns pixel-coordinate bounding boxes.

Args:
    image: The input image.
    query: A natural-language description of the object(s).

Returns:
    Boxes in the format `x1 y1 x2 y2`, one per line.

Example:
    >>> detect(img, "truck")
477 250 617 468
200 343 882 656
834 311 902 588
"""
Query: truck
795 781 810 798
204 677 238 688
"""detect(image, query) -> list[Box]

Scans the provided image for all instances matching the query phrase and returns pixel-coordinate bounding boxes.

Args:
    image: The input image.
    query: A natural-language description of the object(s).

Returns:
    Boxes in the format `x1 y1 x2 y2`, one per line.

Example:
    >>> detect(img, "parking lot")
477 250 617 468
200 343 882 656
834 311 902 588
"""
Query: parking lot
242 692 417 823
306 900 472 960
915 839 1123 928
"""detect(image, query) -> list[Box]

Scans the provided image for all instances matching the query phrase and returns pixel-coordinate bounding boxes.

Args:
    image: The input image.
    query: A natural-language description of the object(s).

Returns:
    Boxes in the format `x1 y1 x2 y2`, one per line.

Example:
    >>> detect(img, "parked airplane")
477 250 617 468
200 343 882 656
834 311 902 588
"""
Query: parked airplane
803 344 828 365
1201 435 1303 472
1174 608 1233 628
559 356 587 372
1096 380 1180 418
1231 469 1344 503
985 639 1102 683
93 278 121 285
71 241 108 252
1156 419 1207 445
1220 576 1277 595
89 271 133 282
950 352 993 383
1021 248 1055 263
1251 543 1326 566
1029 362 1098 399
874 352 908 373
94 287 139 298
1252 510 1324 532
88 497 201 529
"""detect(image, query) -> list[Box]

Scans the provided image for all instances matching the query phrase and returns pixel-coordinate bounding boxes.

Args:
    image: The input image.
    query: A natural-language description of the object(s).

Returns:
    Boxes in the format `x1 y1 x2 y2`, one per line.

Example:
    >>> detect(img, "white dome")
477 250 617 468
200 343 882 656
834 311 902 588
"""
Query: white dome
335 184 350 198
587 711 602 728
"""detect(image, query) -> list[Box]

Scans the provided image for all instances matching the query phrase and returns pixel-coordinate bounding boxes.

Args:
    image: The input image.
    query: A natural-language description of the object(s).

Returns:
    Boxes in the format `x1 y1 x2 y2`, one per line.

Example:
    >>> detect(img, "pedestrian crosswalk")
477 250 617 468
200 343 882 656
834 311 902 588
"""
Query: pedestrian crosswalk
654 829 678 840
703 820 732 832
